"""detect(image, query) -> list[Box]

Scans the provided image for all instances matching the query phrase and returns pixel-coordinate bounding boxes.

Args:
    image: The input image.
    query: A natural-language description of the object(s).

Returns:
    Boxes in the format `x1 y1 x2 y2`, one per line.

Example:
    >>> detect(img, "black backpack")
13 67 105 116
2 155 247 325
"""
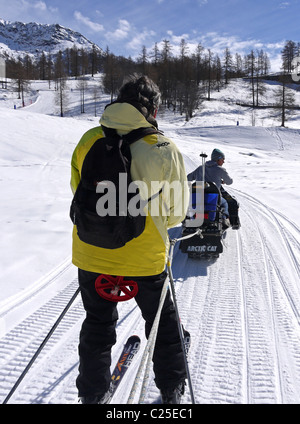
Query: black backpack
70 126 160 249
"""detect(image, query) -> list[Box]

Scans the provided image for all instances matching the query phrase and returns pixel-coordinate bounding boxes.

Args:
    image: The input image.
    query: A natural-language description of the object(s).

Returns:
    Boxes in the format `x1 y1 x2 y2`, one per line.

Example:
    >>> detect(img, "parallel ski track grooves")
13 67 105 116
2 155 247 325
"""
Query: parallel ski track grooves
233 189 300 278
0 275 145 404
44 297 144 405
172 188 300 404
0 257 73 320
0 281 84 403
1 189 300 404
238 206 284 404
236 229 251 404
234 189 300 403
169 227 246 404
233 189 300 323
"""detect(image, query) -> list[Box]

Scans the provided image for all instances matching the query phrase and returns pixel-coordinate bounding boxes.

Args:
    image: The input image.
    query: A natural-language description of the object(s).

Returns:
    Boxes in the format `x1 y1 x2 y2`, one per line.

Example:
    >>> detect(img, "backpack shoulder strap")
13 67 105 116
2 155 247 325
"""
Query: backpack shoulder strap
123 127 163 144
100 125 121 142
101 125 163 146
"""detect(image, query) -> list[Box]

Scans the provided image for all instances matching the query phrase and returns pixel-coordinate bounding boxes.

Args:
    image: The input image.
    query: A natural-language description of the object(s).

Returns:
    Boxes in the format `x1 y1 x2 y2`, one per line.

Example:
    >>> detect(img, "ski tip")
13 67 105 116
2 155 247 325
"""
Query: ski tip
127 334 140 340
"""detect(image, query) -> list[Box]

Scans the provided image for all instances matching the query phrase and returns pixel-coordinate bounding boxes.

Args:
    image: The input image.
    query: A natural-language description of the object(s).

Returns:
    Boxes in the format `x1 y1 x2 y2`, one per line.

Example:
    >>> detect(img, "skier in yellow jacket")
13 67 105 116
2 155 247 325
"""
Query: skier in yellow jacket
71 75 189 404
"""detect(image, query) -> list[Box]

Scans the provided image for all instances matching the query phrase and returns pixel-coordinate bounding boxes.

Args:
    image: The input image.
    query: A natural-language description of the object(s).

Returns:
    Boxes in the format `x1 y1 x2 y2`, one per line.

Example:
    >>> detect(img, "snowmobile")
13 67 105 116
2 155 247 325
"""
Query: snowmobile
180 159 240 259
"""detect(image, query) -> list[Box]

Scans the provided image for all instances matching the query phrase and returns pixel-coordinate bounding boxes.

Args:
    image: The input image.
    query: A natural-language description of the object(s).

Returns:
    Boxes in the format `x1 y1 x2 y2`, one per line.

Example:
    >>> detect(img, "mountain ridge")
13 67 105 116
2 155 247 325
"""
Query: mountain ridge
0 19 102 60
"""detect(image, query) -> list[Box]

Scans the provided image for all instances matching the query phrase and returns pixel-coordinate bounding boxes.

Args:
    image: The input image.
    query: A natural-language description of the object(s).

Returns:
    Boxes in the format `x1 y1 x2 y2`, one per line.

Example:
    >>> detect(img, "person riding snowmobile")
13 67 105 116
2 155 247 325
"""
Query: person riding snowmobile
187 148 233 228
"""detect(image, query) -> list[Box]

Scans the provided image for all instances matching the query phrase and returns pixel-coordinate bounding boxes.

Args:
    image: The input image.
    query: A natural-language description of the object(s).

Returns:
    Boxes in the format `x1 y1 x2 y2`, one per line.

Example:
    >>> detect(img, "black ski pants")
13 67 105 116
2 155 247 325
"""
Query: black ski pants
76 268 187 397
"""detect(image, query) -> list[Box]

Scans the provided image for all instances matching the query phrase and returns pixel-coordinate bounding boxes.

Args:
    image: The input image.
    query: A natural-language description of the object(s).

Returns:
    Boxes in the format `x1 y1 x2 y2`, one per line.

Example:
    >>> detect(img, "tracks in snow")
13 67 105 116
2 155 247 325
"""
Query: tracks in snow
0 277 83 404
167 189 300 404
0 262 145 404
234 190 300 403
1 190 300 404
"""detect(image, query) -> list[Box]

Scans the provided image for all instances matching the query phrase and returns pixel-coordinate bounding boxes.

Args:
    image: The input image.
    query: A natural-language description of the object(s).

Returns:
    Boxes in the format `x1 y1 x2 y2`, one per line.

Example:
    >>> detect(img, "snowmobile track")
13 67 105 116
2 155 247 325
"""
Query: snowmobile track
0 280 84 404
234 189 300 403
236 229 251 404
0 271 145 404
1 190 300 404
238 208 285 403
234 189 300 323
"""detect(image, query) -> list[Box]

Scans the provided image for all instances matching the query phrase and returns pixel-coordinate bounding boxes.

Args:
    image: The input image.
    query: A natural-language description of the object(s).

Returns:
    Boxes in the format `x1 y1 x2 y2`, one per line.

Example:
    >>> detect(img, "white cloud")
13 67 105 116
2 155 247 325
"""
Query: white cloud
20 0 48 12
33 1 47 11
279 2 290 8
126 29 156 51
147 31 284 71
105 19 131 41
166 30 190 44
269 52 283 72
5 0 58 19
187 33 267 57
74 11 104 32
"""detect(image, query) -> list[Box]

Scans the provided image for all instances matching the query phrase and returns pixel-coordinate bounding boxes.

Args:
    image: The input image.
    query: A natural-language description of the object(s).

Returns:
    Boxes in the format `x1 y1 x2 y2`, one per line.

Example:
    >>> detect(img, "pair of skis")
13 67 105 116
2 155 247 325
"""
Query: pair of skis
106 331 191 404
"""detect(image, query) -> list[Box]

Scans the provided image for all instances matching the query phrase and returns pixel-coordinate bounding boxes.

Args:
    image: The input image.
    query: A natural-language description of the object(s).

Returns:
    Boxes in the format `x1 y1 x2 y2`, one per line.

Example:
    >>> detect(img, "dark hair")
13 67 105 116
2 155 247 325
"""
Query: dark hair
117 74 161 119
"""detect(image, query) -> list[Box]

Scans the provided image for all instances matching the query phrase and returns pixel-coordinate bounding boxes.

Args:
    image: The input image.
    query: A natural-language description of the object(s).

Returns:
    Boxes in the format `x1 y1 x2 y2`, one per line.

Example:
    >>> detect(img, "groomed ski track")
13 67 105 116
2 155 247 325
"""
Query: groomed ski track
1 189 300 405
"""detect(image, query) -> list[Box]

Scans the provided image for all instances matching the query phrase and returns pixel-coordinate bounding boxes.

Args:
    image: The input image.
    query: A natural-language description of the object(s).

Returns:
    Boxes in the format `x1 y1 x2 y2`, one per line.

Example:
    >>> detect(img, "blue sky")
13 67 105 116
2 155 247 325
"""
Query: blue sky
1 0 299 70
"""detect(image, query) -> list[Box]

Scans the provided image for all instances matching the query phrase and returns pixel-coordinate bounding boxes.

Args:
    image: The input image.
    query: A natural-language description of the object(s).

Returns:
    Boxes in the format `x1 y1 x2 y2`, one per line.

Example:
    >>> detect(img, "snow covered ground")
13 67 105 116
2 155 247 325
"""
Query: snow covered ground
0 76 300 405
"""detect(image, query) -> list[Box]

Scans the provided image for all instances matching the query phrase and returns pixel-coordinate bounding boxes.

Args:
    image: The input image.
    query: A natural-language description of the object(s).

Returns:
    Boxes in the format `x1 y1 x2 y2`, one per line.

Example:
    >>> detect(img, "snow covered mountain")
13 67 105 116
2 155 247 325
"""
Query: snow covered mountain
0 19 102 60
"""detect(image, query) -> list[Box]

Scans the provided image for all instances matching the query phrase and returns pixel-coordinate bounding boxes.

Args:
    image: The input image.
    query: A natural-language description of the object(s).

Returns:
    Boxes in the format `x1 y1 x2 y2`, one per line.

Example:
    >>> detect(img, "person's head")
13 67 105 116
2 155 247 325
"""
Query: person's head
117 74 161 120
211 148 225 165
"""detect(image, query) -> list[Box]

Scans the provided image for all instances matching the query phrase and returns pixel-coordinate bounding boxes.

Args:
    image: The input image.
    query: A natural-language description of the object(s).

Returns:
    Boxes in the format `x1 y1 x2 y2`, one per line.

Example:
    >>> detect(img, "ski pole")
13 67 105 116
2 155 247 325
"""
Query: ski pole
127 276 169 404
2 286 80 404
133 232 199 404
138 233 200 404
137 276 170 404
200 152 207 184
167 238 196 404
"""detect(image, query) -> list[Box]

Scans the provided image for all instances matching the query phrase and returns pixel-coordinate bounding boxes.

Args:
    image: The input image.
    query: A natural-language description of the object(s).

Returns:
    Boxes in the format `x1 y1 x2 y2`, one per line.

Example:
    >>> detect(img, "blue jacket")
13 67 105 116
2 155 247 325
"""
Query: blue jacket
187 160 233 189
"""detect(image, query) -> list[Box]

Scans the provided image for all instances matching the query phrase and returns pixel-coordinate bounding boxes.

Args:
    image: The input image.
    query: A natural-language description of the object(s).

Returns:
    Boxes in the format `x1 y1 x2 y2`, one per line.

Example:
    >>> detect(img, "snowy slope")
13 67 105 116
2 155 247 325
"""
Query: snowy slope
0 77 300 404
0 19 102 60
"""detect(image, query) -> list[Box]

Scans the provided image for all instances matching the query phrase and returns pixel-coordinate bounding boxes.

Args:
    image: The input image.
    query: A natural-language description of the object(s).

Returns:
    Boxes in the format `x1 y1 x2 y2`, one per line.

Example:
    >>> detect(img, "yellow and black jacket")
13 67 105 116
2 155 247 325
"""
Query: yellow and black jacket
71 102 189 276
